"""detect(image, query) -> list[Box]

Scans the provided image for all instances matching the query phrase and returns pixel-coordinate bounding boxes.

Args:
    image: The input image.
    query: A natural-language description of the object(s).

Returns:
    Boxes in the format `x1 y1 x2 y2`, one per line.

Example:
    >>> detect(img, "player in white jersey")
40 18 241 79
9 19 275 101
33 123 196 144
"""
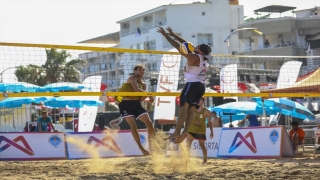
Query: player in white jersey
157 27 211 143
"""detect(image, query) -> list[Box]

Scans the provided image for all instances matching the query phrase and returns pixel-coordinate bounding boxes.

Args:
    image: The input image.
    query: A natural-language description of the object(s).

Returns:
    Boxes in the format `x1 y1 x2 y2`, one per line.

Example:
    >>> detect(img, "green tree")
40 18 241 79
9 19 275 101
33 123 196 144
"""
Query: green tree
15 48 86 86
14 65 46 86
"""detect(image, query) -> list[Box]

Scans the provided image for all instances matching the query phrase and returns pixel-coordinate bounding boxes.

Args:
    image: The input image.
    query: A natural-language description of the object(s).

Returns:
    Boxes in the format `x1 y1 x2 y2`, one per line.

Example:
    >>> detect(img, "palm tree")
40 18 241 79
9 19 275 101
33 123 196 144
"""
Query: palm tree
15 48 86 86
14 65 46 86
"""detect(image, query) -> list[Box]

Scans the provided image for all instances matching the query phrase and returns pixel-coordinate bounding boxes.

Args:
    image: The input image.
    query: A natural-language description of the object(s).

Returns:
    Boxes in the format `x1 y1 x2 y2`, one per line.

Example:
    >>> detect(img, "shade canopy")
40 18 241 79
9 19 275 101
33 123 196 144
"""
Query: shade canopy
43 96 104 108
254 5 296 13
42 82 89 92
78 32 119 44
0 97 43 108
0 82 43 93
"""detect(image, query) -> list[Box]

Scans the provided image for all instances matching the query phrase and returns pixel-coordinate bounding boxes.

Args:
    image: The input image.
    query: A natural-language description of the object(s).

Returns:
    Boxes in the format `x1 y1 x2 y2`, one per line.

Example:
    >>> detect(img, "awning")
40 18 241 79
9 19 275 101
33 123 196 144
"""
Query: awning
307 32 320 49
254 5 296 13
307 32 320 41
261 68 320 93
78 32 120 44
296 69 317 82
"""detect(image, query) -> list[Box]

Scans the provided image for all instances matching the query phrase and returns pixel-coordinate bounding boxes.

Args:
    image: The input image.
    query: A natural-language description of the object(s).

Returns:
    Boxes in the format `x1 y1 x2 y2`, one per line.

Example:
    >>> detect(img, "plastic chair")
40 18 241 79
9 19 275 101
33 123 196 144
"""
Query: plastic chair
64 129 74 132
297 129 315 155
15 124 25 132
53 124 66 132
313 130 320 156
1 125 15 132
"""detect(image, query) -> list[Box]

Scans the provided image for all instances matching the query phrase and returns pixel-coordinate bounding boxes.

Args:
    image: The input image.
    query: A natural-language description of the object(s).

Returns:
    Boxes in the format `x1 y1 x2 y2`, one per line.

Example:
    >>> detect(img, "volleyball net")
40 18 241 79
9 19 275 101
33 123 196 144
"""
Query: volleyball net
1 42 320 99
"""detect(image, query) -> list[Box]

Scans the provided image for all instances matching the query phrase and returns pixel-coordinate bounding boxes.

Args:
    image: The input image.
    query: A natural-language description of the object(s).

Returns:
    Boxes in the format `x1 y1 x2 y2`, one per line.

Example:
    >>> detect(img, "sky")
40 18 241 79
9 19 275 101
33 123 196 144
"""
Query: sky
0 0 319 45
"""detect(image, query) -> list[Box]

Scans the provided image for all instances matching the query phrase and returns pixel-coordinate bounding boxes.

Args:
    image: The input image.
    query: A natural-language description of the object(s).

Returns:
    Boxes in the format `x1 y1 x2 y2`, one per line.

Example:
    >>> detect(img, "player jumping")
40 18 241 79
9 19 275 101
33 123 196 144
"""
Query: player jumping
157 26 212 143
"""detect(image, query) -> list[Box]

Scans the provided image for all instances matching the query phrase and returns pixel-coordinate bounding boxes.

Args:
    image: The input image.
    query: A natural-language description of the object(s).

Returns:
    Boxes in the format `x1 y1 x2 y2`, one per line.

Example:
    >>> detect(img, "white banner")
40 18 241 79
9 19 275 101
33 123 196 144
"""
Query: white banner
154 49 181 120
65 130 149 159
218 127 283 158
78 76 102 132
0 133 66 160
220 64 238 93
277 61 302 89
166 128 221 158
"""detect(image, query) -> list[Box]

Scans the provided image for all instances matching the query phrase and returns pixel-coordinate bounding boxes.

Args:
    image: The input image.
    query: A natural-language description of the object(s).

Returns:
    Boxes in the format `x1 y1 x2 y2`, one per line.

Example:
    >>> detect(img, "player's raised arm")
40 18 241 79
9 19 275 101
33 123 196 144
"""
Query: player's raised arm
157 27 196 59
166 27 188 43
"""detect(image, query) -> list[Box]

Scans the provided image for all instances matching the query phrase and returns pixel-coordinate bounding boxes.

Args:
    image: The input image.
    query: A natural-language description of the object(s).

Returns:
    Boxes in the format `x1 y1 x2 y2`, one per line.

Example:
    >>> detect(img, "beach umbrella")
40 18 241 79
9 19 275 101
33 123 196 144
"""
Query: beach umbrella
220 114 246 124
43 96 104 108
0 82 43 93
212 102 267 127
42 82 89 92
0 97 43 108
211 101 279 127
255 98 315 120
211 102 273 115
291 102 315 120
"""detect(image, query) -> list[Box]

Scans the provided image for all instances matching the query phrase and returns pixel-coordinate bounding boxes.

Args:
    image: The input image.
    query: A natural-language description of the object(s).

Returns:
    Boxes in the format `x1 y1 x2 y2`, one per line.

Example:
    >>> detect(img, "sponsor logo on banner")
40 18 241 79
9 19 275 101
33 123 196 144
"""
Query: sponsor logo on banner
0 136 34 156
228 132 257 153
193 141 219 151
48 135 63 148
269 130 279 144
83 135 122 155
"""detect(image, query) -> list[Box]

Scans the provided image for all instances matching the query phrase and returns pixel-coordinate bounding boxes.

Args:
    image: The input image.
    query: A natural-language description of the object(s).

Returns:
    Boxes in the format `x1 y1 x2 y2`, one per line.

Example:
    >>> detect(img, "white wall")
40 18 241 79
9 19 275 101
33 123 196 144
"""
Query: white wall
119 1 244 55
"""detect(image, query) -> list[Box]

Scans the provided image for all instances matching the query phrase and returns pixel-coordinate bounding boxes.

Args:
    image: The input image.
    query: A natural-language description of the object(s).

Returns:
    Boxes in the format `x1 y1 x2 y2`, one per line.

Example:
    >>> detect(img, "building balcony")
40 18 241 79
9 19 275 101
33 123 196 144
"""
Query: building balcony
120 23 167 38
240 43 307 56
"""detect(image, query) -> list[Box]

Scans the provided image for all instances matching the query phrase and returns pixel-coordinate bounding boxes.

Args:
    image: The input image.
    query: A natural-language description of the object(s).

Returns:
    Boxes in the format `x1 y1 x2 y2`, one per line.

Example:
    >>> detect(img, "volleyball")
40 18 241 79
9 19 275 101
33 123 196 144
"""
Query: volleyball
179 42 194 54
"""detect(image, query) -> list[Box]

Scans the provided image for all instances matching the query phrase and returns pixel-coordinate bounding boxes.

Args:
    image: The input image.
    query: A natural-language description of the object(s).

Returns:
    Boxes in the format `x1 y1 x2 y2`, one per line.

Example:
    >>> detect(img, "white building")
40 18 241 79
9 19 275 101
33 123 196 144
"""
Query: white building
236 5 320 86
79 0 244 91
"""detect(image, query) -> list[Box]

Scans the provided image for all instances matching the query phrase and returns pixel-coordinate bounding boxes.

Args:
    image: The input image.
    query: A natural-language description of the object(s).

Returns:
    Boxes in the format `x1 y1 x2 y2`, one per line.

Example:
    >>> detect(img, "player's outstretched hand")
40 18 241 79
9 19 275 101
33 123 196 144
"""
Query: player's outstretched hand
157 27 167 36
166 27 175 36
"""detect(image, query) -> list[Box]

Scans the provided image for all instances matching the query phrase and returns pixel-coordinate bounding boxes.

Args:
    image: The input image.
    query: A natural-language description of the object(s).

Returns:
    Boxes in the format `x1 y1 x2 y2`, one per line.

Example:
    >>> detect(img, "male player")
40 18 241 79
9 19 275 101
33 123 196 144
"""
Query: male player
116 64 155 155
157 26 212 143
186 97 213 164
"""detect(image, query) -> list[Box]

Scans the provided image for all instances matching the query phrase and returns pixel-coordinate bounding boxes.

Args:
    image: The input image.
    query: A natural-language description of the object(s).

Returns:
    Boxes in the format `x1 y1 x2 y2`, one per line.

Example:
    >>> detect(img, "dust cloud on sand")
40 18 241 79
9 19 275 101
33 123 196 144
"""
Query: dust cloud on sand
2 132 320 179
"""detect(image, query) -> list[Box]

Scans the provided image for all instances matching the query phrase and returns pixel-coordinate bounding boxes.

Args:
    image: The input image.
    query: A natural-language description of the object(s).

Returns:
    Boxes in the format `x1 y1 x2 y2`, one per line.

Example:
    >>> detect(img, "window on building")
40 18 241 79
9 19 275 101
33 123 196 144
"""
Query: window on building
101 63 106 70
151 62 157 71
151 40 156 50
252 63 265 69
89 58 96 63
145 40 156 50
89 64 100 73
145 63 151 71
110 59 116 69
138 43 144 50
197 34 213 46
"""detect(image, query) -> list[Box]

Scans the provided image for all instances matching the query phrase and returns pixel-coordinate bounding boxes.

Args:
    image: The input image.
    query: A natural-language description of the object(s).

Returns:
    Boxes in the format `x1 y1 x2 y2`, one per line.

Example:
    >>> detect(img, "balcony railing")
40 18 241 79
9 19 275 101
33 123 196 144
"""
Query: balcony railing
120 23 167 37
242 43 306 52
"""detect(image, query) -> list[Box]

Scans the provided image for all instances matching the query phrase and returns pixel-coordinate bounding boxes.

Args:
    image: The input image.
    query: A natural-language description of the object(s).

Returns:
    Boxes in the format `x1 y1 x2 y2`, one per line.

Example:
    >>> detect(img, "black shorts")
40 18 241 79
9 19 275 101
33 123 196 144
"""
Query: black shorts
118 100 147 119
188 132 206 140
180 82 205 108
